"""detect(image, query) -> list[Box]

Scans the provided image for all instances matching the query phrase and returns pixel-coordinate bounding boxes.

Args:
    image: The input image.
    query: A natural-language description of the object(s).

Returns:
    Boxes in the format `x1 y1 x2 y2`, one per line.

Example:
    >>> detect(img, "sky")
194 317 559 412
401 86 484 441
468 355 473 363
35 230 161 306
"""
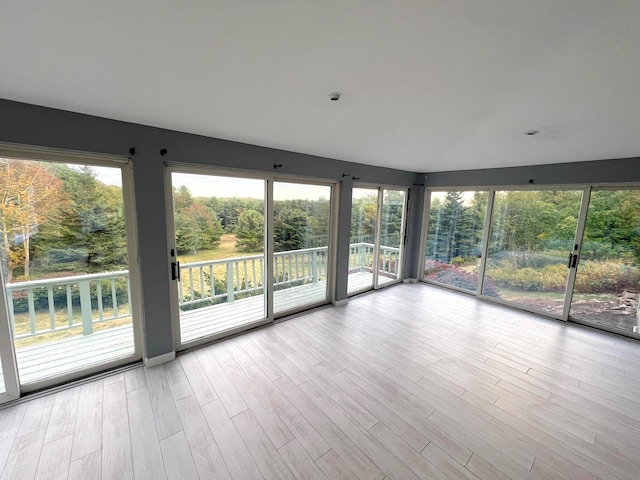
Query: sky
83 166 333 200
172 173 331 201
72 165 123 187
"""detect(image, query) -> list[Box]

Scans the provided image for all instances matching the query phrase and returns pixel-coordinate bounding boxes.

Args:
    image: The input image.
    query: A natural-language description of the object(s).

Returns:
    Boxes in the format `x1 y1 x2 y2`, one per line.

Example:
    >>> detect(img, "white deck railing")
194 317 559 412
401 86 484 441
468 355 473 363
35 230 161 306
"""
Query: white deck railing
5 243 399 340
349 242 401 278
178 246 329 308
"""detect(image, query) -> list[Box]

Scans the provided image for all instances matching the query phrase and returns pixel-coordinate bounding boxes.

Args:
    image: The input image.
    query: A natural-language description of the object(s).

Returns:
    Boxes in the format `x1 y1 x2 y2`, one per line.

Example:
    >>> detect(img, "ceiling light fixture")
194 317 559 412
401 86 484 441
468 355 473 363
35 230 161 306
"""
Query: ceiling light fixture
329 92 342 102
524 130 540 136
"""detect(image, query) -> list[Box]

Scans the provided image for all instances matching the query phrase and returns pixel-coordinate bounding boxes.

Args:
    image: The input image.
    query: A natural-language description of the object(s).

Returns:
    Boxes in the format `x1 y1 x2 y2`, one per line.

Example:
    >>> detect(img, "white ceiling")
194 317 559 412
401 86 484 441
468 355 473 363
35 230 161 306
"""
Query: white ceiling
2 1 640 173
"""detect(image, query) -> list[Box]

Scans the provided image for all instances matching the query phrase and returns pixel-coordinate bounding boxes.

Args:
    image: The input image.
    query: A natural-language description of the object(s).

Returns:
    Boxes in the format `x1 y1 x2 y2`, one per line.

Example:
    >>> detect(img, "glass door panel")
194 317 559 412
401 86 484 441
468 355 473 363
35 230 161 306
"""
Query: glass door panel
171 173 266 344
0 157 137 386
482 190 583 315
348 188 378 294
273 182 331 314
570 190 640 334
377 189 406 286
424 191 489 292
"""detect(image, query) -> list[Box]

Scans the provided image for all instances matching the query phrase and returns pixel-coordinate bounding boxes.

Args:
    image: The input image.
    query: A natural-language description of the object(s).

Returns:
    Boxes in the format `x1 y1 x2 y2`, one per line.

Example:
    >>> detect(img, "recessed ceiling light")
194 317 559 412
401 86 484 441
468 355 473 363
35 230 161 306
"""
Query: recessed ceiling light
524 130 540 136
329 92 342 101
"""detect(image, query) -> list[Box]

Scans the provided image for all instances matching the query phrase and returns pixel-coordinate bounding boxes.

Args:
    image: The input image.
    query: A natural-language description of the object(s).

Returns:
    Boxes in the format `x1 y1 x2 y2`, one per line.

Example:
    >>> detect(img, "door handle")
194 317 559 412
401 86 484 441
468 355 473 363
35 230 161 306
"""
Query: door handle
571 254 578 268
171 261 181 281
567 253 573 268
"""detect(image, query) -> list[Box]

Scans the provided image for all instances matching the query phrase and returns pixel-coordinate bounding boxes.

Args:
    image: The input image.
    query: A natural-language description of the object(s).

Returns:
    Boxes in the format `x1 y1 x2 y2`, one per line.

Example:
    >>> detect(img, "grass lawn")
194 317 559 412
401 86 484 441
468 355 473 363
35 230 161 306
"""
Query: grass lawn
177 233 262 263
13 305 132 349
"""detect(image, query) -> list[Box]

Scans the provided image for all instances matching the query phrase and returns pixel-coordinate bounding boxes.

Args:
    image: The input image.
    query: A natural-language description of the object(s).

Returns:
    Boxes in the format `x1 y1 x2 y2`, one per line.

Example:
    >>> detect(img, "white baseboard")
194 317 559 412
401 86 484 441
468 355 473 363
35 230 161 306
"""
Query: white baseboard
145 351 175 368
333 299 348 307
402 278 418 284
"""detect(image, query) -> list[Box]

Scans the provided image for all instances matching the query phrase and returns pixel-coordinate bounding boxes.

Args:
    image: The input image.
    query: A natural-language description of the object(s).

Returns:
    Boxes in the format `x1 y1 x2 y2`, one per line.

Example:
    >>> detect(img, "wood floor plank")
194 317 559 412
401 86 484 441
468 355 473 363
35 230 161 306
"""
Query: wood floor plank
164 358 194 401
315 449 360 480
68 450 101 480
17 396 54 438
102 380 133 480
44 387 80 445
368 422 448 480
315 361 430 451
179 351 218 405
35 434 72 480
220 357 294 449
273 375 385 480
124 367 146 392
232 409 297 480
286 352 379 430
160 431 199 480
298 378 423 480
0 429 45 480
244 363 330 461
0 404 28 475
71 380 103 461
201 398 264 480
251 334 309 385
465 454 512 480
144 364 182 440
193 347 248 417
530 457 573 480
278 439 329 480
127 387 166 480
175 394 231 480
461 390 633 480
421 442 481 480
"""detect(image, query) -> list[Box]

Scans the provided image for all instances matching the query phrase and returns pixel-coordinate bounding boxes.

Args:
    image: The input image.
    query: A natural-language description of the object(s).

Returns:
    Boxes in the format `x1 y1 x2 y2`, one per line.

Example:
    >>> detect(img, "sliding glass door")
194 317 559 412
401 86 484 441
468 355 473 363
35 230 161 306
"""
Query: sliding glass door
348 186 407 295
273 181 332 315
424 191 489 292
169 172 267 345
378 189 406 286
482 190 583 316
569 189 640 335
169 171 336 347
423 186 640 338
0 154 140 390
348 188 378 294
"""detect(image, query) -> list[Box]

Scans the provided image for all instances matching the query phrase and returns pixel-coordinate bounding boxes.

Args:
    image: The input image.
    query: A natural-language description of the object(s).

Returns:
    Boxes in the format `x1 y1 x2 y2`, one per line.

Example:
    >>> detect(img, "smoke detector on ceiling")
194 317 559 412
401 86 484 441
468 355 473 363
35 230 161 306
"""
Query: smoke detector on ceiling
329 92 342 102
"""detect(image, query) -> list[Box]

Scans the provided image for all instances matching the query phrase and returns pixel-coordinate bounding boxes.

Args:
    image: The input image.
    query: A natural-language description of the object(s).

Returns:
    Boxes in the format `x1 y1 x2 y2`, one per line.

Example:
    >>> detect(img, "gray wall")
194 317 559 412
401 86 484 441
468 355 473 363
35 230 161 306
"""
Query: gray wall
0 99 418 358
422 157 640 187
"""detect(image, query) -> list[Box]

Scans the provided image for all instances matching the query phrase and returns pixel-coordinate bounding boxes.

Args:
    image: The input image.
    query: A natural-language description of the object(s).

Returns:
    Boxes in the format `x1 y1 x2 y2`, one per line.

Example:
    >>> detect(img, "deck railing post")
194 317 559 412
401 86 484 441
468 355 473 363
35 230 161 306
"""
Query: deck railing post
311 252 318 283
226 261 235 304
79 279 94 335
359 244 365 273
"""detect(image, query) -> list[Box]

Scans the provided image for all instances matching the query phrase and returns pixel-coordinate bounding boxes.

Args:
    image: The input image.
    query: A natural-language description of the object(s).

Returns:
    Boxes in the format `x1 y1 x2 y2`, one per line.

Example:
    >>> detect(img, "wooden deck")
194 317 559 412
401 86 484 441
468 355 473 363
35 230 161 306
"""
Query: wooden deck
7 279 335 386
347 271 374 294
180 280 329 343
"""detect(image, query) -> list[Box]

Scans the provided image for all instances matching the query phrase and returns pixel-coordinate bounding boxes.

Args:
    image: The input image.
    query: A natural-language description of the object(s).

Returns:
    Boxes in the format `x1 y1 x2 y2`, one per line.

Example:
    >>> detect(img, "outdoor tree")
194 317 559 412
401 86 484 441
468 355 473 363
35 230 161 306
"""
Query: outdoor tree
351 195 377 243
235 209 264 251
35 164 128 272
173 187 222 254
0 159 68 280
274 206 311 252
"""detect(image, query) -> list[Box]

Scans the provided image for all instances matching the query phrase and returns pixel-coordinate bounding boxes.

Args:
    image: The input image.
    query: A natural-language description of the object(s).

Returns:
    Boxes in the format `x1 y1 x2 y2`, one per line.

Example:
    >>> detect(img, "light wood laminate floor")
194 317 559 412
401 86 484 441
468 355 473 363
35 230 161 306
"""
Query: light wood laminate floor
2 283 640 479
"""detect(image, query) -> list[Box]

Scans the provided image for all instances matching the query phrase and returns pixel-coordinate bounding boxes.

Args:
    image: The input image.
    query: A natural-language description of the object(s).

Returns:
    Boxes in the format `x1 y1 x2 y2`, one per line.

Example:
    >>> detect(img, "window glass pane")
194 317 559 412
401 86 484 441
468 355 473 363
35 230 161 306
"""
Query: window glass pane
424 191 488 292
273 182 331 314
483 190 582 314
0 158 135 385
348 188 378 294
172 173 266 344
570 190 640 334
378 189 405 285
